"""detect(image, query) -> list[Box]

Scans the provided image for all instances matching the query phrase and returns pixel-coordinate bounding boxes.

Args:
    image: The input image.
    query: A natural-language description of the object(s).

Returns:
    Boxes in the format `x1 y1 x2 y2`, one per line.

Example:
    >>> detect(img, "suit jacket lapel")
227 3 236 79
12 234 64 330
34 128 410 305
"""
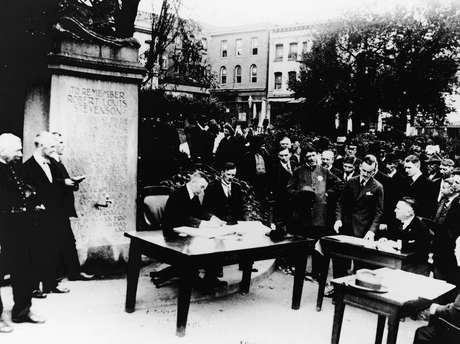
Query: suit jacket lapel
357 178 374 200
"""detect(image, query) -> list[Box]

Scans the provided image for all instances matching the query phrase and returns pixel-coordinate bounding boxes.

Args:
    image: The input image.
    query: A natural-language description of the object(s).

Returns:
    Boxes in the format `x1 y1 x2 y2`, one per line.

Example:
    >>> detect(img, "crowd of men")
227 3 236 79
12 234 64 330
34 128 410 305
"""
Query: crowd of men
161 125 460 344
0 132 92 333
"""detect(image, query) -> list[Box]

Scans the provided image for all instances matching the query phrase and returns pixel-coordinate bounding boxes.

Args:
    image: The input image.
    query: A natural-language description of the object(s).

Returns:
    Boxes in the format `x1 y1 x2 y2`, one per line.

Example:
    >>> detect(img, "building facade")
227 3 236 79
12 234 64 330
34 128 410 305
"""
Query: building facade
207 25 270 126
267 24 316 121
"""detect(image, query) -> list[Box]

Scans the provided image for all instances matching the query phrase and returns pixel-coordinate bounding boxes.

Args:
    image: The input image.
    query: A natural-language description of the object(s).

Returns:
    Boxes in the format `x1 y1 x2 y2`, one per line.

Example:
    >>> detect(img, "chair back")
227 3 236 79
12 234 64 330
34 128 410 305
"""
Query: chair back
141 186 172 230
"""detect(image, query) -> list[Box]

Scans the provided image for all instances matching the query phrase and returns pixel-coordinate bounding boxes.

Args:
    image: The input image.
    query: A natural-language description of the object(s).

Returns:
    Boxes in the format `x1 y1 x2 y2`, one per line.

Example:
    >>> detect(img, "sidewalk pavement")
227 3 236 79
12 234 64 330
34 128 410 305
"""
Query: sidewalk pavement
0 263 424 344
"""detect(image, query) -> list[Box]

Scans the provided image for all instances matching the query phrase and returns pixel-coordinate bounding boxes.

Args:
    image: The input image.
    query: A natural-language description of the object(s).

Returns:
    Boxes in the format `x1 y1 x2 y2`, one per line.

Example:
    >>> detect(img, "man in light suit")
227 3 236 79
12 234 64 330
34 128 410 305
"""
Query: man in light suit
334 155 384 276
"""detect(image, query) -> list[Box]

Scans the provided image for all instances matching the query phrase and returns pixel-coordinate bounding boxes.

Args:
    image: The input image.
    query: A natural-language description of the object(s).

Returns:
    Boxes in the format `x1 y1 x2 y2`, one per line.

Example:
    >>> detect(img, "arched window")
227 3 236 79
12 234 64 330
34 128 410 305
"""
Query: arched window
250 64 257 83
220 66 227 84
234 65 242 83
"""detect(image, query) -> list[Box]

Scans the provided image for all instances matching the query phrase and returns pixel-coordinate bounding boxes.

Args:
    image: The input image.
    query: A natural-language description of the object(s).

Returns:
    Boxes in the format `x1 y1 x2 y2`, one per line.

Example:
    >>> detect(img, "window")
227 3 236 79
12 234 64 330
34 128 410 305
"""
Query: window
235 39 243 56
302 41 309 54
160 53 168 70
288 71 297 88
220 66 227 84
234 65 242 83
251 37 258 55
250 64 257 83
221 40 228 57
201 38 208 50
288 42 298 60
274 72 282 89
275 43 283 61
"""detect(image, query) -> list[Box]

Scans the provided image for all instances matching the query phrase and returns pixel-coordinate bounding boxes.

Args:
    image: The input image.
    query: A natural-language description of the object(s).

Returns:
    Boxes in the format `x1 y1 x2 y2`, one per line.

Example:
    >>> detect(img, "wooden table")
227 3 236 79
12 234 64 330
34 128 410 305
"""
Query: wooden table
124 225 315 336
330 268 456 344
316 235 416 311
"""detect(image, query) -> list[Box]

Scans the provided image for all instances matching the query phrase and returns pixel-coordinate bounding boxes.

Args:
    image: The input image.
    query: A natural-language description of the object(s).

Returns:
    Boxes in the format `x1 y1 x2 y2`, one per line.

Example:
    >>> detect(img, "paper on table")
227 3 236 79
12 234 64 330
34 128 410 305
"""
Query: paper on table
174 226 237 238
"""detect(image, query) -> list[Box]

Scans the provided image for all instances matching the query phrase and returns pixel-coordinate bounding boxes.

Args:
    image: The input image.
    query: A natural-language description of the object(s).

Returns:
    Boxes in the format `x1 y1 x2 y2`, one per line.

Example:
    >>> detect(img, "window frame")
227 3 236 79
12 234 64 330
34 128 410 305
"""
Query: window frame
274 72 282 89
250 64 257 83
274 43 284 61
234 65 242 83
251 37 258 55
220 66 227 84
221 40 228 57
288 42 298 61
235 39 243 56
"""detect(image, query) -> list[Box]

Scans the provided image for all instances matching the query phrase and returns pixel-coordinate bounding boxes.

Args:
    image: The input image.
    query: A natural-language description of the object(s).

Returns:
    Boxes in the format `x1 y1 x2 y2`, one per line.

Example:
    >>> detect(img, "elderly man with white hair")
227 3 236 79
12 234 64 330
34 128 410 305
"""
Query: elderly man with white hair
23 131 70 296
0 133 45 332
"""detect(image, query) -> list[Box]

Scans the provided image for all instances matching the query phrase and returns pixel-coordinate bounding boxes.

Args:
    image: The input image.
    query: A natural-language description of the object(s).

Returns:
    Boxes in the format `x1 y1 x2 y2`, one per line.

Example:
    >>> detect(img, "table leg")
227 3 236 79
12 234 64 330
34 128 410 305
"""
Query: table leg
316 256 331 311
331 291 345 344
292 254 308 310
125 240 141 313
239 260 254 295
176 267 195 337
386 315 400 344
375 315 386 344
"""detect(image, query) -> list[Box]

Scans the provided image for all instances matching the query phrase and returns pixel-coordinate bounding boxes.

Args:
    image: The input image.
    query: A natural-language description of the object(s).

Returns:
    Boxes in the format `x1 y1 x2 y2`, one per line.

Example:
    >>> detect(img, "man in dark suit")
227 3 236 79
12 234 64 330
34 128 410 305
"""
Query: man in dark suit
203 162 246 224
269 146 297 233
403 155 437 219
238 135 270 201
287 144 343 279
377 197 431 276
333 143 361 173
334 155 384 277
431 175 460 287
433 158 455 202
51 132 93 281
162 171 226 288
23 132 69 295
162 171 212 235
0 133 45 329
340 156 359 182
335 154 384 240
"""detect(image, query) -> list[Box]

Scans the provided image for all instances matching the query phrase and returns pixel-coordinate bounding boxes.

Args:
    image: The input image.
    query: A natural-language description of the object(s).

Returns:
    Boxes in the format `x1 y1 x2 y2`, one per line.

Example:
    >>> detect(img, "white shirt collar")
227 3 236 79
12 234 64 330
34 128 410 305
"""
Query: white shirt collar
185 184 195 200
412 171 422 182
388 170 396 178
401 215 415 230
33 151 50 165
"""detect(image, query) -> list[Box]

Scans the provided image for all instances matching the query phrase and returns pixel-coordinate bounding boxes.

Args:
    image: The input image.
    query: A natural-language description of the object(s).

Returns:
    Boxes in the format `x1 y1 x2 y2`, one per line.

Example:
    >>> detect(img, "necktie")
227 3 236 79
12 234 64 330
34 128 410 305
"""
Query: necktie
434 197 450 224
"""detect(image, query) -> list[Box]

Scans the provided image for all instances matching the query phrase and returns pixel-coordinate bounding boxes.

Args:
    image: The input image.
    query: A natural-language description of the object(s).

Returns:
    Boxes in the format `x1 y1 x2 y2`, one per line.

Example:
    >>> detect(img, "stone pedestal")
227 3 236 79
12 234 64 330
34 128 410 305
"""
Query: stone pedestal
23 21 145 264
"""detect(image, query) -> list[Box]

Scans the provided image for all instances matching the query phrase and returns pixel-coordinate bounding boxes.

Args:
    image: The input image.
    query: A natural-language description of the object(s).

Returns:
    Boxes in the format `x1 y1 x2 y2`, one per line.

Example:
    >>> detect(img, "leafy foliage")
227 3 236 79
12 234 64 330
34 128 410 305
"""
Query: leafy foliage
290 4 460 134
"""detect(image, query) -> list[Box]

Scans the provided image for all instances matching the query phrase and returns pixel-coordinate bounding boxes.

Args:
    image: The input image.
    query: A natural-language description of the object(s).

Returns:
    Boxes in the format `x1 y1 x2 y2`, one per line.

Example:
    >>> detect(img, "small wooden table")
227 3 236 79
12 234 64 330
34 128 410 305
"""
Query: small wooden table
316 235 416 311
124 225 315 336
330 268 456 344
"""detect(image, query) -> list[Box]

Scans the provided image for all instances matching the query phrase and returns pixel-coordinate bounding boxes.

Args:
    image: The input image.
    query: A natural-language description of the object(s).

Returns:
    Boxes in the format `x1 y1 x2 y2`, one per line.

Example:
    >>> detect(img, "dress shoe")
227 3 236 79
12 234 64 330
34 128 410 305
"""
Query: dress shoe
0 319 13 333
12 312 45 324
68 272 95 281
324 285 335 298
43 287 70 294
32 290 47 299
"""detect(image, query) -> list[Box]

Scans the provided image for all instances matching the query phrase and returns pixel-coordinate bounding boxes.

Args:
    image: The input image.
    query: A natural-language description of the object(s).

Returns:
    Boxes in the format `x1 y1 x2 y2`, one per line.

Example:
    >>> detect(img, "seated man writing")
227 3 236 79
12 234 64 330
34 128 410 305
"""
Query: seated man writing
161 171 226 289
376 197 432 276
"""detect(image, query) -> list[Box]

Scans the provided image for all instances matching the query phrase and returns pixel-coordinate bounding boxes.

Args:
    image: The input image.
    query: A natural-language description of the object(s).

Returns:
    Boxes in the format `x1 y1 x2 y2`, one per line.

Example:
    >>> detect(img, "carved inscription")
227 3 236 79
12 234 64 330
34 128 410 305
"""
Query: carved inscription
64 83 134 241
67 86 128 116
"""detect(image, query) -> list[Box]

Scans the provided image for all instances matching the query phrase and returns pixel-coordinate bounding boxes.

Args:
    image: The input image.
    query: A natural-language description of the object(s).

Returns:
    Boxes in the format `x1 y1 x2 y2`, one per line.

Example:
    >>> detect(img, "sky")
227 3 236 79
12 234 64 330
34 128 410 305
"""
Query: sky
138 0 457 28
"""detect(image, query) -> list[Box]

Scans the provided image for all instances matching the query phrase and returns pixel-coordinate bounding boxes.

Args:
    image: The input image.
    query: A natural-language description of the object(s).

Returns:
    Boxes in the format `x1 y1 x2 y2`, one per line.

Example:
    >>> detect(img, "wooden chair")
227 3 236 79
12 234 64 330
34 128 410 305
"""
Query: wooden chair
139 186 177 287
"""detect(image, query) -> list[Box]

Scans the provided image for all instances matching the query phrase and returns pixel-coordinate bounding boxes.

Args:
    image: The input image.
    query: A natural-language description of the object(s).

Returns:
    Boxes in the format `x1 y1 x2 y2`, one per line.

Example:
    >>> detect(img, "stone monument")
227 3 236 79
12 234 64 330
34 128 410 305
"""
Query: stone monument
23 17 145 264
